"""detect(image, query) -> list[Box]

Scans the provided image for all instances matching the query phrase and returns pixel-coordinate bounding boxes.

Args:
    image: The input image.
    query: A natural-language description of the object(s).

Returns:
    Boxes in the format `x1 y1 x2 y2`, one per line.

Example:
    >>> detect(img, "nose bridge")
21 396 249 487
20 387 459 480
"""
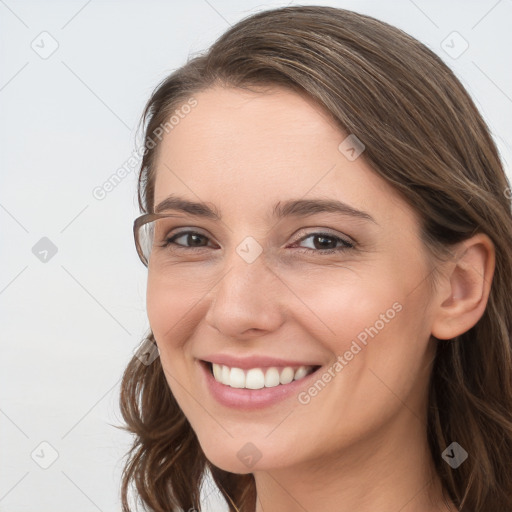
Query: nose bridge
204 241 285 336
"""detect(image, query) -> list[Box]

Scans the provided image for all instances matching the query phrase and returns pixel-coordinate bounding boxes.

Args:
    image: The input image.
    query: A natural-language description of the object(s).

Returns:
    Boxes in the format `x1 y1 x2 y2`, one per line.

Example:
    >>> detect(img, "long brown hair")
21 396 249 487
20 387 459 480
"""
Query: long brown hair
117 6 512 511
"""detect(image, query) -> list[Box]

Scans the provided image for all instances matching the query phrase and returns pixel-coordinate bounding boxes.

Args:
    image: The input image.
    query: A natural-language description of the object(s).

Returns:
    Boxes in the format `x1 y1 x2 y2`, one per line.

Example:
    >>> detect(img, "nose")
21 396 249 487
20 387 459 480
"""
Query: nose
203 248 286 339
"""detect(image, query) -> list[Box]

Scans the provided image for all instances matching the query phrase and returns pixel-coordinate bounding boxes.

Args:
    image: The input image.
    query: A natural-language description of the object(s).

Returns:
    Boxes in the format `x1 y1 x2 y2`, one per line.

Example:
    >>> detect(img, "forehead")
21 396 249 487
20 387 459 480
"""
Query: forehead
152 86 413 227
157 85 342 164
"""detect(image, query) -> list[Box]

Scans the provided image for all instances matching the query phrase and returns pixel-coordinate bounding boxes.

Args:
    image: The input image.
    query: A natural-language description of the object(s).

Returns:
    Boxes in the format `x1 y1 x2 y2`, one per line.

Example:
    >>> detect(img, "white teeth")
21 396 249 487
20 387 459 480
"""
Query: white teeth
213 363 222 381
279 367 295 385
245 368 265 389
264 367 280 388
221 365 230 383
210 363 316 389
229 367 246 388
294 366 309 380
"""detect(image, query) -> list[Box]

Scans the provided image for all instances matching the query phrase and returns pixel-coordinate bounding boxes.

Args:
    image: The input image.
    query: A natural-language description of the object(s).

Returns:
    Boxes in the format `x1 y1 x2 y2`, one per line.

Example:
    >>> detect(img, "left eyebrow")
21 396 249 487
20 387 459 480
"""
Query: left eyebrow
273 198 377 224
154 194 377 225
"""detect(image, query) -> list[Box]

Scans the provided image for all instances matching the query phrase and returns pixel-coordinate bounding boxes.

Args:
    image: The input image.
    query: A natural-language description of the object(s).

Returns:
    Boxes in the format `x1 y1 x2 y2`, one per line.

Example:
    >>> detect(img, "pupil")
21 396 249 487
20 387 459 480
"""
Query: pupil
315 235 335 249
190 234 205 246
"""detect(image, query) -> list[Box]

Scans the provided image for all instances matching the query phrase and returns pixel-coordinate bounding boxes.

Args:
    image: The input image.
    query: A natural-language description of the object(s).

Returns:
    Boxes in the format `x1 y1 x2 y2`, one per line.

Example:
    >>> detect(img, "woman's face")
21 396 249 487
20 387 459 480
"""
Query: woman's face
147 85 441 473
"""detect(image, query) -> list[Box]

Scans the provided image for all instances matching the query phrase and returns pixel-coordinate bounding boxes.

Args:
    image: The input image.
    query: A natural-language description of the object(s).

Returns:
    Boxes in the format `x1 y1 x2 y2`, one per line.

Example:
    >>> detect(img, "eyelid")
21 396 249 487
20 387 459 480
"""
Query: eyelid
166 229 218 248
290 227 355 246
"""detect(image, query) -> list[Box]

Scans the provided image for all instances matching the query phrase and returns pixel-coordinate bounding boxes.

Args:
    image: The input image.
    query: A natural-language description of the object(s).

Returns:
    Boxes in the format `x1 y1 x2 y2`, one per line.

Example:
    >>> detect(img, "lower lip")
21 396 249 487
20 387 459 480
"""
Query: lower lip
198 360 321 410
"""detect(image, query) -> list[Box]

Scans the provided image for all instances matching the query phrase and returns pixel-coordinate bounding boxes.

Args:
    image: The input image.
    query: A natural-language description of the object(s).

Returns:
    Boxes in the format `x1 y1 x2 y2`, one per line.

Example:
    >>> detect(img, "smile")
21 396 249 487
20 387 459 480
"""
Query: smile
198 357 324 409
209 362 319 389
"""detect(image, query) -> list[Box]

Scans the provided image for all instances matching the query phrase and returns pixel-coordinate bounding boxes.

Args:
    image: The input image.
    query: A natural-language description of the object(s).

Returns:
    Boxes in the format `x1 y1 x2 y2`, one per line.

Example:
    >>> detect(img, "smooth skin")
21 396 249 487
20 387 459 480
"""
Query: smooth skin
146 85 495 512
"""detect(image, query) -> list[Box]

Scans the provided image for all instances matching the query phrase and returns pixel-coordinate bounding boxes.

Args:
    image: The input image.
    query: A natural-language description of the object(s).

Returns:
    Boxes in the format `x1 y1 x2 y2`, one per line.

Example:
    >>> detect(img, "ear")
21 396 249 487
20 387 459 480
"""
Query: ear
431 233 495 340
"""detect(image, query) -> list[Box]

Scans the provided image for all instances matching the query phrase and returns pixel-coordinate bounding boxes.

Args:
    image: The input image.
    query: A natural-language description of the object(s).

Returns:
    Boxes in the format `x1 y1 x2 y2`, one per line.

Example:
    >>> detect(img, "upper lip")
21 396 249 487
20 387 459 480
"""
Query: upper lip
199 354 322 369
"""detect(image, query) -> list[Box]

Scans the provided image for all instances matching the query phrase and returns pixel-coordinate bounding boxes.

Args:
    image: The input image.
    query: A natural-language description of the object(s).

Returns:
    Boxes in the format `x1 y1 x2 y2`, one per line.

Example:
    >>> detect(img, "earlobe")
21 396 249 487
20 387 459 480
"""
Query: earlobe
431 233 495 340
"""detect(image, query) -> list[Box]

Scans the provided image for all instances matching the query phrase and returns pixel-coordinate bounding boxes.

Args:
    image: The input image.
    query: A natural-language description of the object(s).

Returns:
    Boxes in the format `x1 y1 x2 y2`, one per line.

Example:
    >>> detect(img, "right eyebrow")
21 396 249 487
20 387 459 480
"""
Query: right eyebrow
154 195 221 219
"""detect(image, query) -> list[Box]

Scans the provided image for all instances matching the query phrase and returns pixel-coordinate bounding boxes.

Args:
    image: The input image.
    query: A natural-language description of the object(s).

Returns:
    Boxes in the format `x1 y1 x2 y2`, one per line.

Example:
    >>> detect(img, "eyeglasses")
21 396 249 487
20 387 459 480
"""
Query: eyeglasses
134 211 225 267
134 211 356 268
134 212 180 267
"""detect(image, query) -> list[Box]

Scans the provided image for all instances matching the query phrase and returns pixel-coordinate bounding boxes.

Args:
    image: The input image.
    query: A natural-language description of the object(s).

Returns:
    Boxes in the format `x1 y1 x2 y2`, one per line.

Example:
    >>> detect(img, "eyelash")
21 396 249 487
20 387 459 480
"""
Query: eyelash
161 230 355 254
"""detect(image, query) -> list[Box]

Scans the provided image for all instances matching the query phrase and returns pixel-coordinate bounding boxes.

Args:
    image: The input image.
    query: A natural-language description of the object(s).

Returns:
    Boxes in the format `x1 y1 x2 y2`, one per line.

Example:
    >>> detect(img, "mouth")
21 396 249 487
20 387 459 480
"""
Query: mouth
201 360 322 390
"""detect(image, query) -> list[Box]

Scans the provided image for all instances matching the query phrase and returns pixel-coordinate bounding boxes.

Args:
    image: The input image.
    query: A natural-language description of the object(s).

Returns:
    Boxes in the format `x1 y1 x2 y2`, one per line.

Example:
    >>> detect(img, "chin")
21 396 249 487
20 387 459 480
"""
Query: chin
199 437 293 474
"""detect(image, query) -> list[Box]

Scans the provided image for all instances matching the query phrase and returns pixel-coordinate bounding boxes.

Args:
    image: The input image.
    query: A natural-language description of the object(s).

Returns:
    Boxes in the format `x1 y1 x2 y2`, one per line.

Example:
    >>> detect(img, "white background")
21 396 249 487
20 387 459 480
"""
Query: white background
1 1 511 511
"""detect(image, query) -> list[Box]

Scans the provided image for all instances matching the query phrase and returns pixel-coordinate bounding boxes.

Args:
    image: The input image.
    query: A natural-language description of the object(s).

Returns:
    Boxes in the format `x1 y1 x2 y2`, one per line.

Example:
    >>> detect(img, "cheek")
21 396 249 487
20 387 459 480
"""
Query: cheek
284 266 403 344
145 272 203 346
145 273 204 412
284 275 432 448
288 264 430 386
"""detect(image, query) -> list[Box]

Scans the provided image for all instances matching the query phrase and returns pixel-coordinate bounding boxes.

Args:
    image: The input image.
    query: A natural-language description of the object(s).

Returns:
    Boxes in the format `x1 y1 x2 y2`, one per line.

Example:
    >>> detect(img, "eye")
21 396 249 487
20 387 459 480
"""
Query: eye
160 229 355 255
291 232 355 254
163 230 216 250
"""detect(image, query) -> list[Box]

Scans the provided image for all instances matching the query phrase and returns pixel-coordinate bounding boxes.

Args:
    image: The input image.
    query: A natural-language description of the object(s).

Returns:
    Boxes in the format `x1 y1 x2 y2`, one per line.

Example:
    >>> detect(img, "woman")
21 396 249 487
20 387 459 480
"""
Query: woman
118 5 512 511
